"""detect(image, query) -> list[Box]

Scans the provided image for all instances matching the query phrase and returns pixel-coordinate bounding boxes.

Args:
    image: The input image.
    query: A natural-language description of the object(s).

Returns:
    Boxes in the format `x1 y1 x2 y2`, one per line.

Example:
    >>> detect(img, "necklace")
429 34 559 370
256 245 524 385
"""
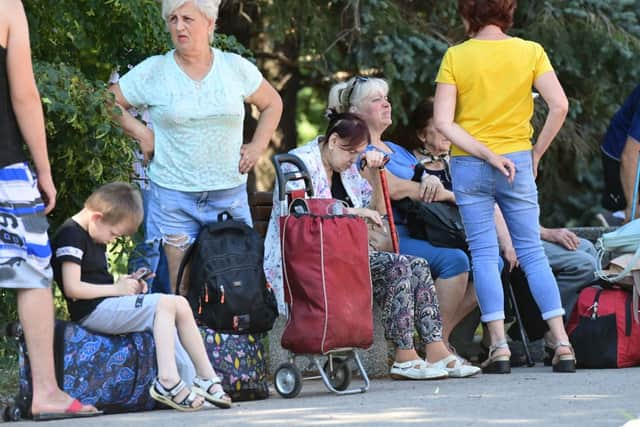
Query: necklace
416 147 450 164
174 50 213 89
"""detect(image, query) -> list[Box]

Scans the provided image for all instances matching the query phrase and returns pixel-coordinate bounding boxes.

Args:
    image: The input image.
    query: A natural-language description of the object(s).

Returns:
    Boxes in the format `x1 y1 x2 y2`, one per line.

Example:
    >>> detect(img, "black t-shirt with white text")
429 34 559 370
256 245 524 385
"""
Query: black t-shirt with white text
51 219 112 322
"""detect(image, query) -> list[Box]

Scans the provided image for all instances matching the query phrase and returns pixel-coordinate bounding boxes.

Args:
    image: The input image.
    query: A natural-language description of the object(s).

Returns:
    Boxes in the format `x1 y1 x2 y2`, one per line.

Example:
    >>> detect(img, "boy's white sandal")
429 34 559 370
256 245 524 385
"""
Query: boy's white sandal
389 359 448 380
193 376 232 409
149 379 203 412
425 354 481 378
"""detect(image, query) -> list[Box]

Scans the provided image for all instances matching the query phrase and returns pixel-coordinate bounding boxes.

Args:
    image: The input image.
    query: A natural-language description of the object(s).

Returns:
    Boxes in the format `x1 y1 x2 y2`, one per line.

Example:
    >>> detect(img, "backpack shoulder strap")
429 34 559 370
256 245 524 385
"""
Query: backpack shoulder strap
175 242 197 296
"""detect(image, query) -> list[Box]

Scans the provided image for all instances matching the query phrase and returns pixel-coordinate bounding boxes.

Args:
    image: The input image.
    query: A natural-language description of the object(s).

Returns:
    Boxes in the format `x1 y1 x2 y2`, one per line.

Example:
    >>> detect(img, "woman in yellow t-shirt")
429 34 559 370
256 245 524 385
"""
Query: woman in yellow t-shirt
433 0 574 374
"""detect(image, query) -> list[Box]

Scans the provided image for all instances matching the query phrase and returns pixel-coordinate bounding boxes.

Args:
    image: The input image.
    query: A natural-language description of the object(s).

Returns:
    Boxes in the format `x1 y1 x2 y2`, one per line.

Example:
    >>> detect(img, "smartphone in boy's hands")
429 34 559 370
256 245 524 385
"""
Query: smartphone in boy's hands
133 267 153 281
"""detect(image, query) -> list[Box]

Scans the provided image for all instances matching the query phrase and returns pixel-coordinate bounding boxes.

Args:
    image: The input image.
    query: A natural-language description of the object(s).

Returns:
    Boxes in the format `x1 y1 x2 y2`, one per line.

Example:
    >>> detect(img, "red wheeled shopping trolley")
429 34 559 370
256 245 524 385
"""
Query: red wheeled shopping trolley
271 153 372 398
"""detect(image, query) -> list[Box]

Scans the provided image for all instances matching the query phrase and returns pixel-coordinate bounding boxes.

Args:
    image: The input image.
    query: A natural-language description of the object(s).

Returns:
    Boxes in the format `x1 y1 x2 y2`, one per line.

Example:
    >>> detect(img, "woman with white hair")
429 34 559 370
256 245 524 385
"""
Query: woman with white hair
327 77 480 362
108 0 282 298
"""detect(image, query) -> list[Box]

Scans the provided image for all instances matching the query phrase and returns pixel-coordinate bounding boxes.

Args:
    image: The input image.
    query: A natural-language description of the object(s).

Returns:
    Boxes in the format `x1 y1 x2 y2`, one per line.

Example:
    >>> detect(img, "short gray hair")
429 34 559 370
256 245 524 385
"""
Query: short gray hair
328 76 389 113
161 0 221 24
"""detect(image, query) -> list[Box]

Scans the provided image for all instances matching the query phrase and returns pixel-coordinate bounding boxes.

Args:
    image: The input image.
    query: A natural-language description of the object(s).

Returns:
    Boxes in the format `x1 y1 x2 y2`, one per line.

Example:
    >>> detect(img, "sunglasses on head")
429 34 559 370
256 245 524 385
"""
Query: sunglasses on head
342 76 369 109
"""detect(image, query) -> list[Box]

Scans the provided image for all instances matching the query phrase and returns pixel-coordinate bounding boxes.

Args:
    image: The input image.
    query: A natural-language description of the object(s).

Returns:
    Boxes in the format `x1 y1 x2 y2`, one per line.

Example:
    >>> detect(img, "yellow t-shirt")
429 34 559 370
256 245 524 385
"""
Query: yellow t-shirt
435 37 553 157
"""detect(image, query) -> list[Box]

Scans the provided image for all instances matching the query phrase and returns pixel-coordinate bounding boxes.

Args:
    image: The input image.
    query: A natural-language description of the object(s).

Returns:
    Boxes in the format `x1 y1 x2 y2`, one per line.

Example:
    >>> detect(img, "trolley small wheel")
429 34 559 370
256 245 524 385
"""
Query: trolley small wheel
274 363 302 398
3 405 21 422
323 358 352 391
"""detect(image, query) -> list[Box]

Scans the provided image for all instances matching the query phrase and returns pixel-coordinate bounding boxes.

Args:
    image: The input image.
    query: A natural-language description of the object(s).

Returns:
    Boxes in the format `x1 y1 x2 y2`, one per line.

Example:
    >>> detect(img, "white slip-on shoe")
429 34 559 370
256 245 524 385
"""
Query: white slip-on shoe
389 359 448 380
426 354 481 378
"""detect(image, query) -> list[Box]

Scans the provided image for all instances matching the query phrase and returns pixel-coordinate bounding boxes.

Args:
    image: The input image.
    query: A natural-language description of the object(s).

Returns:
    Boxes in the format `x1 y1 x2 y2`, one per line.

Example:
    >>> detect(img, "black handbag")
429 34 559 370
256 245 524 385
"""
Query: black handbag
394 162 467 250
396 198 467 250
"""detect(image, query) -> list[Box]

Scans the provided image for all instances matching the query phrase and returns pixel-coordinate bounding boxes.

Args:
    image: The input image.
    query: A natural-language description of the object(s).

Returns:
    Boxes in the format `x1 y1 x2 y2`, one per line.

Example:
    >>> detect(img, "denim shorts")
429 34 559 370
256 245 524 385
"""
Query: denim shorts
146 181 252 247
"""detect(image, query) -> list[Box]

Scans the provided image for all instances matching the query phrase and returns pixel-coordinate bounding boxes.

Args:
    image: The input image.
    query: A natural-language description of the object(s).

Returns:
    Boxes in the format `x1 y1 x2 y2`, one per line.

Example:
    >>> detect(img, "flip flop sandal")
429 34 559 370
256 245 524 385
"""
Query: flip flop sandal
32 399 103 421
192 376 232 409
149 378 203 412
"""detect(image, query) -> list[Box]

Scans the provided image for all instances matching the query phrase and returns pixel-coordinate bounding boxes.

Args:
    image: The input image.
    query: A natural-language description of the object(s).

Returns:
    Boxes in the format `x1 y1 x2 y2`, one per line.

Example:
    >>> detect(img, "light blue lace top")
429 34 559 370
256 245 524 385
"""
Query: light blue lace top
119 48 263 191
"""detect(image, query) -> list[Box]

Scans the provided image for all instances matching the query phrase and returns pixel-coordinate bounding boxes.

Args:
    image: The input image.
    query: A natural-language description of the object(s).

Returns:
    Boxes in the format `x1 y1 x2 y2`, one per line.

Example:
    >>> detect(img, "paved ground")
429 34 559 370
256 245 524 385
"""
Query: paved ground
8 365 640 426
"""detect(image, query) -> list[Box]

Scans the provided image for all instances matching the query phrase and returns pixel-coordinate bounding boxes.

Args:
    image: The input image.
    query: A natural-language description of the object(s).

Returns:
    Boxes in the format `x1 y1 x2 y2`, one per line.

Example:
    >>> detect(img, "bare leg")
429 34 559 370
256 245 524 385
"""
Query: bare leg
395 348 421 363
17 288 97 415
424 341 452 363
545 316 572 357
173 297 215 379
486 319 511 358
434 273 475 344
173 296 230 404
153 295 204 407
163 236 191 295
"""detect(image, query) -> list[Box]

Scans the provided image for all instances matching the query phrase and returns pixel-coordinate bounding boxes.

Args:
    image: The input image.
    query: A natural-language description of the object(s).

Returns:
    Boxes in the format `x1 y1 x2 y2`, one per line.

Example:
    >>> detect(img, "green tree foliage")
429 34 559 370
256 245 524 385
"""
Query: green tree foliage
242 0 640 225
22 0 250 231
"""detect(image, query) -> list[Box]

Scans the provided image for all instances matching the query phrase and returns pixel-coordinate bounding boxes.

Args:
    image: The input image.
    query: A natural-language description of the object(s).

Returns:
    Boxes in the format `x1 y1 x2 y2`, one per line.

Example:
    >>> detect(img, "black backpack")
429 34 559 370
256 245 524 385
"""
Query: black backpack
176 212 278 334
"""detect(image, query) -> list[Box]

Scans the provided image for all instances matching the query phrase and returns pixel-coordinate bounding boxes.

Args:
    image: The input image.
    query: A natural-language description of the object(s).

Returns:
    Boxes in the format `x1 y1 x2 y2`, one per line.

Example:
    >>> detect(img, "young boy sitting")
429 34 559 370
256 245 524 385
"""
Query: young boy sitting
51 182 231 412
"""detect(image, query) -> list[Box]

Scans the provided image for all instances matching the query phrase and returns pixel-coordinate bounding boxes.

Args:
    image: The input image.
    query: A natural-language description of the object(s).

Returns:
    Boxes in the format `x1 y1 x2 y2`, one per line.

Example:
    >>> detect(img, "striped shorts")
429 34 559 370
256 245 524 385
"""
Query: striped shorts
0 162 52 289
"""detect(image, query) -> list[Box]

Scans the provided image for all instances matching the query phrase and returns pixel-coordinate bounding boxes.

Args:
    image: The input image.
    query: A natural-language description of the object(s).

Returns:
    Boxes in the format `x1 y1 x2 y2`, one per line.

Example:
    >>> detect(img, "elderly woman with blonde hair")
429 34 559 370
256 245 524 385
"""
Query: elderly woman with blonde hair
108 0 282 296
327 77 481 363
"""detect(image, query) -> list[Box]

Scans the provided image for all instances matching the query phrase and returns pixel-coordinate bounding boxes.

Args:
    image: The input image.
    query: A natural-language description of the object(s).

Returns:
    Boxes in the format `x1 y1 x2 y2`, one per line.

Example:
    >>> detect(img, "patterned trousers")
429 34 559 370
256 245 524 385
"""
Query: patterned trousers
369 251 443 349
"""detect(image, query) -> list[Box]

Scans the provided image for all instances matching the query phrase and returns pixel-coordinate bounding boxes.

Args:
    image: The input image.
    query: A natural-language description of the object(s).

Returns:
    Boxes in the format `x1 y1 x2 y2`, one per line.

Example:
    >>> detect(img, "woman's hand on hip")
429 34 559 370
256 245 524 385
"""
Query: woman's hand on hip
239 142 264 174
487 153 516 183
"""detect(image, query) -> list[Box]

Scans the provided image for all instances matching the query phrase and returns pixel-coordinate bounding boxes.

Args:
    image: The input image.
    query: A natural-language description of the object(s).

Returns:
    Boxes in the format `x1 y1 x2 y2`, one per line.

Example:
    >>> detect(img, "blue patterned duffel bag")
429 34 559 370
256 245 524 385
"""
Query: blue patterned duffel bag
18 320 157 416
201 327 269 401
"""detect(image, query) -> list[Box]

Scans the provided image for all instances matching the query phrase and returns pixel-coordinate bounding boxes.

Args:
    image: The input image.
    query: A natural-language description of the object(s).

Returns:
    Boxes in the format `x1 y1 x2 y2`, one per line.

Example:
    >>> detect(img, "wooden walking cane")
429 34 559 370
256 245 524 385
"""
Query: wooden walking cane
378 166 399 253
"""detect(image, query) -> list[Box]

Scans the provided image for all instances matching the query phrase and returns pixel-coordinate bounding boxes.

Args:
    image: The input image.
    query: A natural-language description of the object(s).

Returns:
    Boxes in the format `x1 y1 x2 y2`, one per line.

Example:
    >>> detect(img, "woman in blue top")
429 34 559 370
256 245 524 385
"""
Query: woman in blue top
327 78 479 355
108 0 282 294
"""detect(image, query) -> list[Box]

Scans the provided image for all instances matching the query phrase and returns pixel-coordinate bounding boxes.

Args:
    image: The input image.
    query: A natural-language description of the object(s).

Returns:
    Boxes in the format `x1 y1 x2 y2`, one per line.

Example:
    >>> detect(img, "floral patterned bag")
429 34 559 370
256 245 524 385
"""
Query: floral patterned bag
200 327 269 401
18 321 157 416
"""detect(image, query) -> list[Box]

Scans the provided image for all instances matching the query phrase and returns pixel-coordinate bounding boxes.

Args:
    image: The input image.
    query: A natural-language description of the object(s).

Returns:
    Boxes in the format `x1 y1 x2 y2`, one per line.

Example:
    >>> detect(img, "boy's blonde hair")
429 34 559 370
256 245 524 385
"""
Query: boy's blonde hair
85 182 143 233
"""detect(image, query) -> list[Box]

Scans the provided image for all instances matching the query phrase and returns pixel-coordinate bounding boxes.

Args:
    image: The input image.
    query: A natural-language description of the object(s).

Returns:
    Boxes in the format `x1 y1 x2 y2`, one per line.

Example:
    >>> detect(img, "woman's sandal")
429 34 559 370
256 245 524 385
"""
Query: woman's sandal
551 341 576 373
543 341 554 366
149 379 204 412
480 340 511 374
389 359 448 380
425 354 481 378
193 376 232 409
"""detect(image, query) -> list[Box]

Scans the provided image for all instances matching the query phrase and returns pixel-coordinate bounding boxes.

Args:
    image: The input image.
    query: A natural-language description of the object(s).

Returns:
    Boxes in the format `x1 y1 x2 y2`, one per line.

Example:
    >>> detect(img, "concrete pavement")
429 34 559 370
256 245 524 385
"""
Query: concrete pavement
9 365 640 426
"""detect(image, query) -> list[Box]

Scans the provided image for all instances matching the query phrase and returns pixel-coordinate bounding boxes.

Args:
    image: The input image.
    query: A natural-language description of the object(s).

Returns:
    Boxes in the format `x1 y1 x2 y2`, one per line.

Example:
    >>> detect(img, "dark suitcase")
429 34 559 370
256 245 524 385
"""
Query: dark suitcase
17 320 157 417
200 327 269 401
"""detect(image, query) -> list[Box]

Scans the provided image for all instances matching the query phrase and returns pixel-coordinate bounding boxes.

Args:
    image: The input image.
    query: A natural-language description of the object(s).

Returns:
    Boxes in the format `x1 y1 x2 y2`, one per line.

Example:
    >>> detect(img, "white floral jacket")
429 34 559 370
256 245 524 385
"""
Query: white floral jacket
263 137 373 314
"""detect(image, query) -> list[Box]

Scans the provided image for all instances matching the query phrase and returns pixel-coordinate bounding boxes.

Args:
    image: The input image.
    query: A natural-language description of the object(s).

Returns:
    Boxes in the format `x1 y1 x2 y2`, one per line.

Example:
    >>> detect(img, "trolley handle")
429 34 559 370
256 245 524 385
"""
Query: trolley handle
272 153 315 203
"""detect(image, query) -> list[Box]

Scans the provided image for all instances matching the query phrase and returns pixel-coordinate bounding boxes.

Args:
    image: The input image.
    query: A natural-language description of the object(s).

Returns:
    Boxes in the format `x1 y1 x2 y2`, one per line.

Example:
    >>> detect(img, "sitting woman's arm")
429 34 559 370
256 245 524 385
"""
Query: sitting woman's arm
359 150 387 214
386 167 454 204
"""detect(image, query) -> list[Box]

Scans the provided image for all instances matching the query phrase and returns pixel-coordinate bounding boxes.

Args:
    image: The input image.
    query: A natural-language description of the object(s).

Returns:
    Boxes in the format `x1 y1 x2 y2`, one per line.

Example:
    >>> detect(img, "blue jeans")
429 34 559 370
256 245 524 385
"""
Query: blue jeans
128 186 171 293
450 151 564 323
146 181 252 247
